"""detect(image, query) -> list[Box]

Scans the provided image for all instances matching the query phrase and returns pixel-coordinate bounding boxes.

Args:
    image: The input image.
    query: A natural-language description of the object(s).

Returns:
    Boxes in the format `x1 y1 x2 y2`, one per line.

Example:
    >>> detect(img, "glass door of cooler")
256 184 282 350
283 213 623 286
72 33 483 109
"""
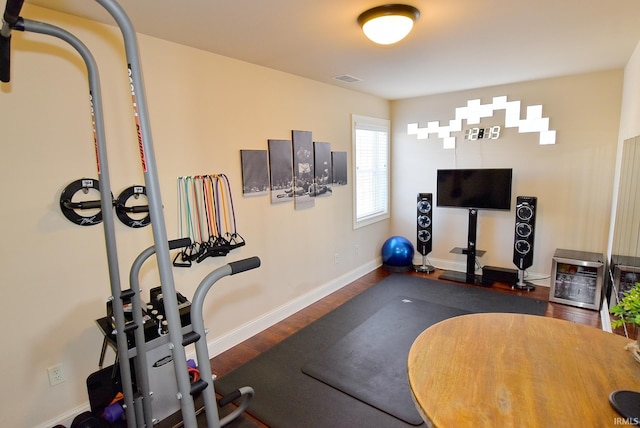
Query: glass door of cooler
550 249 604 310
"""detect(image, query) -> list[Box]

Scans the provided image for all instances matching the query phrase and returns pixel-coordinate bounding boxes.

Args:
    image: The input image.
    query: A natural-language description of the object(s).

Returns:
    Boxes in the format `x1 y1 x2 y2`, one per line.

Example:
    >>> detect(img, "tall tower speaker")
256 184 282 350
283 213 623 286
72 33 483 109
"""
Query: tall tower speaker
513 196 537 289
415 193 435 272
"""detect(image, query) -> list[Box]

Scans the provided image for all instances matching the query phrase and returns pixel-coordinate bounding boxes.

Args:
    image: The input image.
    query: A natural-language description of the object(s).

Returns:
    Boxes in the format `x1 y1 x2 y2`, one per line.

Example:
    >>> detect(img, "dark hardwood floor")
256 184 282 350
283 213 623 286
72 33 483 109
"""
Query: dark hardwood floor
209 266 603 379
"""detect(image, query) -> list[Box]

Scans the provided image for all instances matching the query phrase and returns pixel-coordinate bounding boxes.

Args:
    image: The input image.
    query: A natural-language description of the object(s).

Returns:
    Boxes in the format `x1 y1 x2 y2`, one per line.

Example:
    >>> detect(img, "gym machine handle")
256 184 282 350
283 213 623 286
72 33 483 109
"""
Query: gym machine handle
120 204 149 213
0 27 10 82
3 0 24 23
63 200 103 210
229 256 261 275
168 237 191 250
218 389 242 407
0 0 24 83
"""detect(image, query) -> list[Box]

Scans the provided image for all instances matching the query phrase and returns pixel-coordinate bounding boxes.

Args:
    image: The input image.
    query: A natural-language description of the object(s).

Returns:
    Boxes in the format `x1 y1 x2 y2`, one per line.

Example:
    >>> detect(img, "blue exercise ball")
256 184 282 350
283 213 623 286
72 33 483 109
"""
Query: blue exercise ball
381 236 415 267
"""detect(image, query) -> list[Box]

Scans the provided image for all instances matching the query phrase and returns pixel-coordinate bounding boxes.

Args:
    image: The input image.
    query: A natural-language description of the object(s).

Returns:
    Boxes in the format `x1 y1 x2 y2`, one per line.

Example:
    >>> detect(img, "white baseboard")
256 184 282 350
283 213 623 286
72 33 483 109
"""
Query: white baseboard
601 298 613 332
36 402 90 428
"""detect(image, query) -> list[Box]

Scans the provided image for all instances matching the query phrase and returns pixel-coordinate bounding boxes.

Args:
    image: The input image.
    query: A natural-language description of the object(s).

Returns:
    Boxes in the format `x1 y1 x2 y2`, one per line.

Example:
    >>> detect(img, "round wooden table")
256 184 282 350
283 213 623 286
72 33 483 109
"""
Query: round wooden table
407 313 640 427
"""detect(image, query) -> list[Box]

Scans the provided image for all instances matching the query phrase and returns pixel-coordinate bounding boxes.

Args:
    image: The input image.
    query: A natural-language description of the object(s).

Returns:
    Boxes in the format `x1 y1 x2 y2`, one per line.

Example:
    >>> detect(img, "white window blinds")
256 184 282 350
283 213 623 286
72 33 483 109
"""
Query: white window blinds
353 115 390 228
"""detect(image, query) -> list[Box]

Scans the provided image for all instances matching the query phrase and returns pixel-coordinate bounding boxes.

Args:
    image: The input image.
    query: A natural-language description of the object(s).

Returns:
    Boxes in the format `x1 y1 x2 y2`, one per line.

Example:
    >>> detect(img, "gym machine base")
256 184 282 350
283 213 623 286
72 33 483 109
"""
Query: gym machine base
91 241 259 426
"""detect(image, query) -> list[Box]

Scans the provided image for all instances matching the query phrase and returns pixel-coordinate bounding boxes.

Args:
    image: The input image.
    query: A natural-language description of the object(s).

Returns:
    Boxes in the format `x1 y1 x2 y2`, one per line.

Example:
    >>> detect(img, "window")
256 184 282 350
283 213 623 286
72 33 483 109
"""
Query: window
352 114 390 228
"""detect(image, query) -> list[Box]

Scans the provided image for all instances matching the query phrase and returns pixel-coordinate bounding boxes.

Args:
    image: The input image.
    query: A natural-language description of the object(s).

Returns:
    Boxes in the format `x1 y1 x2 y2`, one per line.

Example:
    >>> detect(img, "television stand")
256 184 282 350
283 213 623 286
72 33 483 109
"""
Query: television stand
439 208 488 286
440 247 486 285
439 269 484 285
449 247 486 258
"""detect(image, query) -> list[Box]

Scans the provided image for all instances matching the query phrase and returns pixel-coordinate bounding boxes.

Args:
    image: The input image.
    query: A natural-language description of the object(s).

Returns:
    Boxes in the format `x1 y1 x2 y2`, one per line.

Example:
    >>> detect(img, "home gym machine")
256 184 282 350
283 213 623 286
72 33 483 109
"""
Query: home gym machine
1 1 257 427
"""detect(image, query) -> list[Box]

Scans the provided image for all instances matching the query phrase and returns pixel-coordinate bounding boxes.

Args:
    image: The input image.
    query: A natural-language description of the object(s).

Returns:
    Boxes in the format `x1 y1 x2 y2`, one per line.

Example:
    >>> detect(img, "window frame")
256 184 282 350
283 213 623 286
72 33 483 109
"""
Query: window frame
352 114 390 229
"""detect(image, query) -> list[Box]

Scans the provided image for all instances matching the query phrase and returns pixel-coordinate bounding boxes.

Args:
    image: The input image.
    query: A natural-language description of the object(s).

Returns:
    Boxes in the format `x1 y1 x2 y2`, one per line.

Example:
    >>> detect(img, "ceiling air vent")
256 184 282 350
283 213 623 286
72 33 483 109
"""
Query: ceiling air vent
333 74 362 83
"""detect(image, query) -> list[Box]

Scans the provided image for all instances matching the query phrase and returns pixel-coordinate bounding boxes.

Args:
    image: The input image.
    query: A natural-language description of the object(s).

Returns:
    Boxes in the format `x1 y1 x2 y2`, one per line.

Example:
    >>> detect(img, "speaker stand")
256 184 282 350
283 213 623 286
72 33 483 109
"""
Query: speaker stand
514 269 535 291
414 254 435 273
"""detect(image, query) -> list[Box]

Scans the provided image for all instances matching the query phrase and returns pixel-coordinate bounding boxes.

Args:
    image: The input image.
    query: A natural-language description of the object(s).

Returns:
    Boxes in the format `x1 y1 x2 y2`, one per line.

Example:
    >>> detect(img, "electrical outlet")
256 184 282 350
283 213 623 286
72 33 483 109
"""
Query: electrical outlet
334 252 340 265
47 364 65 386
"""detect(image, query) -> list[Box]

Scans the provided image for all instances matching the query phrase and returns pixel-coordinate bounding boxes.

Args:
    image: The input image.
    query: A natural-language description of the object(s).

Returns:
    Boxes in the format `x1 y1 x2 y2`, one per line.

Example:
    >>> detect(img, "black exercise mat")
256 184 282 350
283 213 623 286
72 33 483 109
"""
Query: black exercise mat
302 297 470 425
215 274 547 428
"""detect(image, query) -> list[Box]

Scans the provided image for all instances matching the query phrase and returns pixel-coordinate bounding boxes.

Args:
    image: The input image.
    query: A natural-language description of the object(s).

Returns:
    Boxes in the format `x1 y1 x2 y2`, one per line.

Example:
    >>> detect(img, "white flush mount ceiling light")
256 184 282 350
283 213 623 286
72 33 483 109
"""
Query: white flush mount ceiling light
358 4 420 45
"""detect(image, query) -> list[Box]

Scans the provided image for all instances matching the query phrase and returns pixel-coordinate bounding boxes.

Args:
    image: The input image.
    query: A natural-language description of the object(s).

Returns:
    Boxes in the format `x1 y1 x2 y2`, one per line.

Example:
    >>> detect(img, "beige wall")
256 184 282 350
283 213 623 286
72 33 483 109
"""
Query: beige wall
390 70 623 280
0 5 389 427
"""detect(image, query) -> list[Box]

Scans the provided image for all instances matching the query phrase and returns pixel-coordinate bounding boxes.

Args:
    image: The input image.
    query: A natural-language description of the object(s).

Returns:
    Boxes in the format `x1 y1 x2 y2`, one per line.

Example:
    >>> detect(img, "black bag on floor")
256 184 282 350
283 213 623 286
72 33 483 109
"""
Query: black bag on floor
70 411 108 428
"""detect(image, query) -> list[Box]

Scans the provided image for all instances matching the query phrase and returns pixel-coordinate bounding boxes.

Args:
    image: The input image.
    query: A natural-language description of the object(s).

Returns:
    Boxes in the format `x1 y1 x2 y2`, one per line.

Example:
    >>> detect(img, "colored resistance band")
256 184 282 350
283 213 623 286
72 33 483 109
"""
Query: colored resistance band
174 174 245 267
218 174 245 249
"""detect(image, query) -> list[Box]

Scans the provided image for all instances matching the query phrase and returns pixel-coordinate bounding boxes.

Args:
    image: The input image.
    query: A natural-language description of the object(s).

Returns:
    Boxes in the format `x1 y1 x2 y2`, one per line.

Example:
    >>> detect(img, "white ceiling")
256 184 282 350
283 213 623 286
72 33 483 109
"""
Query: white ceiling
22 0 640 100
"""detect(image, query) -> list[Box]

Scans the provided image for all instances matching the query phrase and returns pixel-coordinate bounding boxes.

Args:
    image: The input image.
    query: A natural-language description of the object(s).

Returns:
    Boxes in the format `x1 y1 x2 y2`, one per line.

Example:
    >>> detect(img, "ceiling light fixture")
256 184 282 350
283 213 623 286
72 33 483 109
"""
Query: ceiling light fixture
357 4 420 45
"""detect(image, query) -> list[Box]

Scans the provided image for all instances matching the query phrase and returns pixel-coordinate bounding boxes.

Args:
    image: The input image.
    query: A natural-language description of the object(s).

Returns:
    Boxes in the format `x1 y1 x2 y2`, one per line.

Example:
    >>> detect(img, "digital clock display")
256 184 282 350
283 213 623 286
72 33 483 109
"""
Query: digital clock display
465 125 501 140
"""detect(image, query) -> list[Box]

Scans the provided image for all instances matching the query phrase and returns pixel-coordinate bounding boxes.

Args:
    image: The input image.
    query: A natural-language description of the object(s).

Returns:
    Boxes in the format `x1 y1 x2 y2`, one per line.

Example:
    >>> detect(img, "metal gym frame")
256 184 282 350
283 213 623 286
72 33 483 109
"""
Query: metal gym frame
1 1 258 427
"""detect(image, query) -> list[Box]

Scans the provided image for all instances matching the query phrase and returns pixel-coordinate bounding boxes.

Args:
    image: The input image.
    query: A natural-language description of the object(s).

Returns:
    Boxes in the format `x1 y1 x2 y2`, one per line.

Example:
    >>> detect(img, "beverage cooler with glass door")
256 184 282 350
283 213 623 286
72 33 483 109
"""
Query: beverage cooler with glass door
549 249 605 310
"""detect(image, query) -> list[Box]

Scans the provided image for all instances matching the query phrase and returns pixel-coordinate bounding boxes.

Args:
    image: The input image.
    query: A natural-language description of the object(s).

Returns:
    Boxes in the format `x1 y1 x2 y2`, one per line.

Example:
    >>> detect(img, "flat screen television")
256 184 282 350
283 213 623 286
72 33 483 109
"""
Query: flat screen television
436 168 513 210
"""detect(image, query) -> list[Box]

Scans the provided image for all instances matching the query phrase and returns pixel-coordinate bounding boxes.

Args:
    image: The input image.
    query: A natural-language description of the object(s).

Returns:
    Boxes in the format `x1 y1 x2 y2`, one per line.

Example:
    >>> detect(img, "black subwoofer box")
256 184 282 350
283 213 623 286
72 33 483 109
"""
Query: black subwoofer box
482 265 518 285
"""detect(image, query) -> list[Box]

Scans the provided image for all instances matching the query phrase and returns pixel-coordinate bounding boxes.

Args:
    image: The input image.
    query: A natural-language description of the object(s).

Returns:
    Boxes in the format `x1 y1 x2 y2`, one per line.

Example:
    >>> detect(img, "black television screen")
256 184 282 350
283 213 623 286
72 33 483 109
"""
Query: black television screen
436 168 513 210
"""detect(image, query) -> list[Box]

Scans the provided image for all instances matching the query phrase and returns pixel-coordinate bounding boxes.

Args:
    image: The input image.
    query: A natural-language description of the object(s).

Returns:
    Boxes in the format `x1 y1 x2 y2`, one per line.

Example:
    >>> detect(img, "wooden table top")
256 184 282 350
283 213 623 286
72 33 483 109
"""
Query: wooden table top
407 313 640 427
